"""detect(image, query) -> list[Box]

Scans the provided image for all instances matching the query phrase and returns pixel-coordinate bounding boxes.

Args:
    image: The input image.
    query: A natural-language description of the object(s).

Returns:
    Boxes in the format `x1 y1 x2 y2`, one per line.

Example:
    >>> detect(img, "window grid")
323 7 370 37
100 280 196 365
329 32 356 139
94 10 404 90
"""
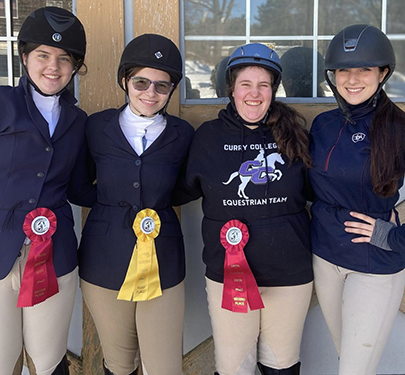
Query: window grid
181 0 405 104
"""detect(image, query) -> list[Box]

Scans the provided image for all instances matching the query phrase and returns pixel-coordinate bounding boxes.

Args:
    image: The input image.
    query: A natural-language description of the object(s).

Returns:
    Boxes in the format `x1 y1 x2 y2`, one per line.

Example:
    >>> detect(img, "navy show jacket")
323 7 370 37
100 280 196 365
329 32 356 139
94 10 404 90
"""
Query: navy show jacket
78 106 194 291
0 76 94 280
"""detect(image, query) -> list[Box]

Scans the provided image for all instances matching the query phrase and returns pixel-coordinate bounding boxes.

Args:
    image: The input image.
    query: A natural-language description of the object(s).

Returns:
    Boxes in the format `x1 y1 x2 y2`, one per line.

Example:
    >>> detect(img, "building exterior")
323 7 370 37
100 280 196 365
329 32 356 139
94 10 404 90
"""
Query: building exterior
1 1 405 374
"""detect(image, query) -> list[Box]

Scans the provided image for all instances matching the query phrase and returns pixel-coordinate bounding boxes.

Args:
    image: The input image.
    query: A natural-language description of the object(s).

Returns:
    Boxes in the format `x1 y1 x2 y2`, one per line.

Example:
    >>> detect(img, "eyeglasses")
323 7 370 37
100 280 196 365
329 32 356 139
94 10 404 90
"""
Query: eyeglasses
130 76 174 95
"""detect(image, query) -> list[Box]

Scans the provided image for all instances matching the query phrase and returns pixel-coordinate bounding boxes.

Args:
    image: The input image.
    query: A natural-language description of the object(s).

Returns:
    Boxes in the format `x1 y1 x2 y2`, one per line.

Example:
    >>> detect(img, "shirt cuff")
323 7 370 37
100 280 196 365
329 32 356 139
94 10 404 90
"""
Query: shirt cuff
370 218 396 251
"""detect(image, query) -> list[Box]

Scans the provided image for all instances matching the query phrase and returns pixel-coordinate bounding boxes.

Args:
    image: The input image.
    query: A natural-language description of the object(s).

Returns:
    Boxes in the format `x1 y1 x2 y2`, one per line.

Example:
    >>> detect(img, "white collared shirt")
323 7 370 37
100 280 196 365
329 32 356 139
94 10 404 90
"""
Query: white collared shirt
119 104 166 155
30 85 61 137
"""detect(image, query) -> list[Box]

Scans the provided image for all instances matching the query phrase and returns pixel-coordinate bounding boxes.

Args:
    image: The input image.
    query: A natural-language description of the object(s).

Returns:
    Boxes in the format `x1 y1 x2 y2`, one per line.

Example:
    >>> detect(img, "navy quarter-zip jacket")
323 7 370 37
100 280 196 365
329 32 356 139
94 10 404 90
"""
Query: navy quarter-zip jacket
309 105 405 274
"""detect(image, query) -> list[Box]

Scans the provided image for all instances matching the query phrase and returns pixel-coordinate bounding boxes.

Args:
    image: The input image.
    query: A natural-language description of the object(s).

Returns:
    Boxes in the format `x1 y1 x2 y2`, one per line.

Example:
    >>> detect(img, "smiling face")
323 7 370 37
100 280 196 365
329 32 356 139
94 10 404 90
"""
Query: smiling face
335 67 388 105
123 67 171 117
232 66 273 124
23 44 75 95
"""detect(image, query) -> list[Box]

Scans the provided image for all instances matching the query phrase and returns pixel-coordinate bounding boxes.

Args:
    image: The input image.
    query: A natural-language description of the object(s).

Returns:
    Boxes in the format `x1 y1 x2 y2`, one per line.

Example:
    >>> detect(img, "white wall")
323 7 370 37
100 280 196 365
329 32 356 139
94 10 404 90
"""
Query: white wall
67 204 83 357
300 305 405 375
182 199 212 353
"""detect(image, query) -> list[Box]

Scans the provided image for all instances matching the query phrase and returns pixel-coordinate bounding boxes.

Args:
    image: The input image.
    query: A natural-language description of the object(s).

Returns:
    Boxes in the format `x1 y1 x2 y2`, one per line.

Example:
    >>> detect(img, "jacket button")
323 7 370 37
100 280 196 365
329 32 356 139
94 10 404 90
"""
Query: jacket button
135 159 141 166
28 198 36 204
132 205 139 211
45 146 52 152
37 172 45 178
133 182 140 188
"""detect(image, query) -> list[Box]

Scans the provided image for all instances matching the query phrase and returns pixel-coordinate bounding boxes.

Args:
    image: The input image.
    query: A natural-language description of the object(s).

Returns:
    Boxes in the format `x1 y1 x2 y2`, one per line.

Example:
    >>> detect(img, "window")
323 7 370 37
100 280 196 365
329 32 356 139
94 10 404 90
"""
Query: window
0 0 18 18
0 0 72 86
181 0 405 103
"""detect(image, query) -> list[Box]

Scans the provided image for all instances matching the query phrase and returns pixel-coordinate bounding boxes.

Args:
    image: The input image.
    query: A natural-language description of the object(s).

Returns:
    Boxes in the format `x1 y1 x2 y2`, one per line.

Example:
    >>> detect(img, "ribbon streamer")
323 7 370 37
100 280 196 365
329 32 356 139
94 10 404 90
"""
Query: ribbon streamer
118 209 162 301
18 208 58 307
220 220 264 313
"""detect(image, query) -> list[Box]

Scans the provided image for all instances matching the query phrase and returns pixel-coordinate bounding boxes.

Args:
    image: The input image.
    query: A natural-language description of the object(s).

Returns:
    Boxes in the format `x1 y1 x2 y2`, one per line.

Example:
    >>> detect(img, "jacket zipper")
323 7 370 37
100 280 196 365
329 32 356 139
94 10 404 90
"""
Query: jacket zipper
324 120 348 171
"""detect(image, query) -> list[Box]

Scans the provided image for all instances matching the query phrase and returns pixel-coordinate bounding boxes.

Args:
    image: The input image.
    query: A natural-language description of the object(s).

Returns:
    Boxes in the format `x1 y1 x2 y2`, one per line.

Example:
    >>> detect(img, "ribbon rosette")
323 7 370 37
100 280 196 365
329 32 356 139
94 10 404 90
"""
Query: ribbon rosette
220 220 264 313
118 209 162 301
18 208 58 307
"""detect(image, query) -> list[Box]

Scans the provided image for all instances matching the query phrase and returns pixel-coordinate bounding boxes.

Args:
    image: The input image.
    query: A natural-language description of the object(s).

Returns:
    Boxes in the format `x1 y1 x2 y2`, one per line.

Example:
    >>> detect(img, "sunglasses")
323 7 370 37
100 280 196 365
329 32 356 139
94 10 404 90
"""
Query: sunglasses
130 76 174 95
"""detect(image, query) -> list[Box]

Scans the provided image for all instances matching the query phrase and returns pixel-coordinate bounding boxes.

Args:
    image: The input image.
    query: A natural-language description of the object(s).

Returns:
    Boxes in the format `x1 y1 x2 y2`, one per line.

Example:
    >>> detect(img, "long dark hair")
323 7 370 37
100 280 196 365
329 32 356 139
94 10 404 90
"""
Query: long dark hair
370 90 405 196
267 101 312 168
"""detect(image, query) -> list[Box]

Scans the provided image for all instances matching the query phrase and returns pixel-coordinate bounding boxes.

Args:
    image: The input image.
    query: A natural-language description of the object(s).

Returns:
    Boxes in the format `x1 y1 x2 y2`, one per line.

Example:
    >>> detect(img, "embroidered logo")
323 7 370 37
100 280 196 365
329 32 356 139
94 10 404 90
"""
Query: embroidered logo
352 132 366 143
223 150 285 199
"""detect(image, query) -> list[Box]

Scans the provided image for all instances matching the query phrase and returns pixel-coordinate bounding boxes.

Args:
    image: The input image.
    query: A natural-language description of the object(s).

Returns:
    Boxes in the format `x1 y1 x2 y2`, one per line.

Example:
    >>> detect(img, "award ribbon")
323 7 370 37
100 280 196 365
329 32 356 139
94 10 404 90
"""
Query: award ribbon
117 209 162 301
17 208 58 307
220 220 264 313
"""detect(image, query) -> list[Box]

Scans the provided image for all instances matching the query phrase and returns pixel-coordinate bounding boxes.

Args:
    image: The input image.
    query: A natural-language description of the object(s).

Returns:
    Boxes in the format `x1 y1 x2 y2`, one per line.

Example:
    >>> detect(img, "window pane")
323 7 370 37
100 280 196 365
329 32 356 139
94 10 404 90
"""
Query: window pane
385 41 405 99
318 0 381 35
387 0 405 34
316 40 333 98
278 42 327 98
13 41 21 84
185 40 240 99
0 42 7 85
184 0 246 36
13 1 72 36
251 0 313 36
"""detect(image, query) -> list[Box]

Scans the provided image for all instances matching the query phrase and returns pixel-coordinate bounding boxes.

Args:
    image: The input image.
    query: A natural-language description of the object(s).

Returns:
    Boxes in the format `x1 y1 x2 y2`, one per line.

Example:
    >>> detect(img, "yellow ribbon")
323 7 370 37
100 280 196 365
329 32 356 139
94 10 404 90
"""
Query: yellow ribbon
117 209 162 301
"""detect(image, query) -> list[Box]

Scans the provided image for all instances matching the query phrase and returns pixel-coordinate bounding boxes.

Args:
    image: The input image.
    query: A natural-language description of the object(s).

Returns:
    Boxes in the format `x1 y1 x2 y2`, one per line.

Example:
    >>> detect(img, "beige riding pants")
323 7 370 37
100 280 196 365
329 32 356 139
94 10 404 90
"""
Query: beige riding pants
0 244 78 375
81 279 185 375
206 277 313 375
313 255 405 375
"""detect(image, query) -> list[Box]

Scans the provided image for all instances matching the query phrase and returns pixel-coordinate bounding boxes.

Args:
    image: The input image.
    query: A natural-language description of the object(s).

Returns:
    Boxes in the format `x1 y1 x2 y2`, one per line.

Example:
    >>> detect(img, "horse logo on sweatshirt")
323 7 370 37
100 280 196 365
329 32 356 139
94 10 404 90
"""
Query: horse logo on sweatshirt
223 151 285 199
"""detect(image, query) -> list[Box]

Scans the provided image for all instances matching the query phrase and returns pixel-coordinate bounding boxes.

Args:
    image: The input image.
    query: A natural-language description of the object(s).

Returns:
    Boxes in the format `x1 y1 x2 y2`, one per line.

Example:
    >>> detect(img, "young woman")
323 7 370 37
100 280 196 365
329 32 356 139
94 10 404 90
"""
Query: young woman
309 24 405 375
78 34 194 375
185 43 313 375
0 7 91 375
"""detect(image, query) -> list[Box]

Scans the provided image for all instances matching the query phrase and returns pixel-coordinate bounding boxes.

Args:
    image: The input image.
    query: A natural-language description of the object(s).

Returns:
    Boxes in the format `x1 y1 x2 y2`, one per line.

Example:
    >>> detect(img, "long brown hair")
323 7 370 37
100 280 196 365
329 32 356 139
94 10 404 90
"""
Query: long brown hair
370 90 405 196
267 101 312 168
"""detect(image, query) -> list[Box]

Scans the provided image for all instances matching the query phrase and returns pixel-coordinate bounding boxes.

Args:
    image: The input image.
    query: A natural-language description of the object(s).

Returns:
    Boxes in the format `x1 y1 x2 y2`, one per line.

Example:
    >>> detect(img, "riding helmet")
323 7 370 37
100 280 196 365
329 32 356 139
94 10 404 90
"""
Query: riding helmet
18 6 86 69
118 33 183 90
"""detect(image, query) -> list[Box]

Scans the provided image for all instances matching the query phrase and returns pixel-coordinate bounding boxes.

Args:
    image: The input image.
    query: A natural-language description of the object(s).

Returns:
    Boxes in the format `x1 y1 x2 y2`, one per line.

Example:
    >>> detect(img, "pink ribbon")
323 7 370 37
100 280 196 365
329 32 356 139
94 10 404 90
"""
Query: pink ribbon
17 208 58 307
220 220 264 313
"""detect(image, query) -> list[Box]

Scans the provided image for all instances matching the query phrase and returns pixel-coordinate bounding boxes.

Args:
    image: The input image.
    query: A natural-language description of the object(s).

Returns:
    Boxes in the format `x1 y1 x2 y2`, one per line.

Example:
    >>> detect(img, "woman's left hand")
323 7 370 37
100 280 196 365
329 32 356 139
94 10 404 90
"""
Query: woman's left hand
344 211 376 243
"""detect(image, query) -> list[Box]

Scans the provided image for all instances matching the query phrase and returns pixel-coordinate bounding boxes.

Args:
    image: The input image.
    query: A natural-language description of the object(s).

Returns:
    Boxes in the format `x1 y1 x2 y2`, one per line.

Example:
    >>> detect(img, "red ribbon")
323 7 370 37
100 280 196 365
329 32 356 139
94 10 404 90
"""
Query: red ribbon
17 208 58 308
220 220 264 313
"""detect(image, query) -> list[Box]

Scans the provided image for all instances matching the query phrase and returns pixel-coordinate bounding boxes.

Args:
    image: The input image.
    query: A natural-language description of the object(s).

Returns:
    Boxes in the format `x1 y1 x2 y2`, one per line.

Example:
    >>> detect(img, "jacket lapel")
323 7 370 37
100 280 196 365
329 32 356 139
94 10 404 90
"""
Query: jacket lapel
25 94 52 143
22 77 79 144
103 106 138 156
142 115 179 155
51 93 79 142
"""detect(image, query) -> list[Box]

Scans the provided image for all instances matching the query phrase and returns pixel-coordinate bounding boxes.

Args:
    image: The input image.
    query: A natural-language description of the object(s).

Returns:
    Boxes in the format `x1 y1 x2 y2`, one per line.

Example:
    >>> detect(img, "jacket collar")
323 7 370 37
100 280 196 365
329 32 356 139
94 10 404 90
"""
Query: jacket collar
103 104 181 156
21 76 79 143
